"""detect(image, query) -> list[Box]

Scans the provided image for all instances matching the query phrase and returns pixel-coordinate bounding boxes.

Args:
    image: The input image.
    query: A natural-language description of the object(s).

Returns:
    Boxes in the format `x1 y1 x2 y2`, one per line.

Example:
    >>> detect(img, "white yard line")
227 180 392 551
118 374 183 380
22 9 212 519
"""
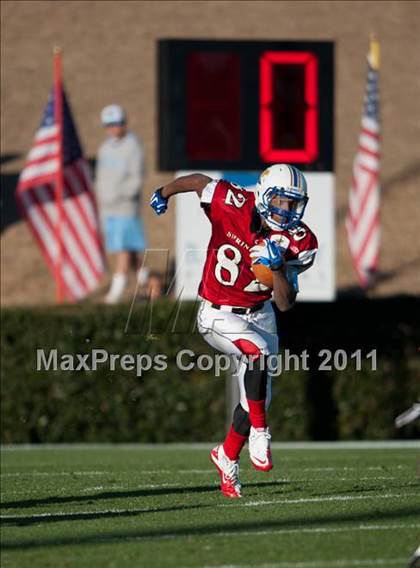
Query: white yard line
1 441 420 450
101 523 420 542
339 477 399 481
295 465 409 471
1 511 419 547
0 507 166 520
0 465 412 477
187 523 420 541
1 471 108 477
78 483 181 492
2 493 418 521
294 467 385 472
227 492 419 508
2 477 407 497
111 469 393 480
1 482 209 495
0 469 216 477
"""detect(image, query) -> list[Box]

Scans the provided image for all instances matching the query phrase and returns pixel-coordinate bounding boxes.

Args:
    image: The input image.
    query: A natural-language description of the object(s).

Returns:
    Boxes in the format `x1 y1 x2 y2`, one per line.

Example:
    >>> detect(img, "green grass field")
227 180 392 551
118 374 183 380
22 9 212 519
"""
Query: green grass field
1 444 419 568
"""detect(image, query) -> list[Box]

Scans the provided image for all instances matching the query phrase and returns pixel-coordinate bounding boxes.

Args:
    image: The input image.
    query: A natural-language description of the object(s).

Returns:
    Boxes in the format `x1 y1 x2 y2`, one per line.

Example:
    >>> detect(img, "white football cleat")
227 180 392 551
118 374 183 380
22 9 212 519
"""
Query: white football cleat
248 426 273 471
210 445 242 498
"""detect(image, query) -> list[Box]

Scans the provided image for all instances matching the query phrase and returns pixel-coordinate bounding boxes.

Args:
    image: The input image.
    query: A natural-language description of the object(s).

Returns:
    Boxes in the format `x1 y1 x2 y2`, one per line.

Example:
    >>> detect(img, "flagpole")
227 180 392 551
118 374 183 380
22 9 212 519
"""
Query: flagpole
53 46 65 303
369 33 381 287
369 33 380 71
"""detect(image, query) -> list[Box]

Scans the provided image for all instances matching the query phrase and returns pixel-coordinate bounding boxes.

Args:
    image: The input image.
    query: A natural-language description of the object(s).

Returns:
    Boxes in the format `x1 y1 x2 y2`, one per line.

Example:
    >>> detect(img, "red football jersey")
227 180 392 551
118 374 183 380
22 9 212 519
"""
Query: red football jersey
198 179 318 307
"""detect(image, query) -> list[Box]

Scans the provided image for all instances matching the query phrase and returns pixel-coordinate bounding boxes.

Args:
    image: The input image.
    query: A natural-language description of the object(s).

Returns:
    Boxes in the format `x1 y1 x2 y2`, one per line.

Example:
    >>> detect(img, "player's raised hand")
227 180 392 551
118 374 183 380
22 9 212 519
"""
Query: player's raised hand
250 238 284 271
150 187 168 215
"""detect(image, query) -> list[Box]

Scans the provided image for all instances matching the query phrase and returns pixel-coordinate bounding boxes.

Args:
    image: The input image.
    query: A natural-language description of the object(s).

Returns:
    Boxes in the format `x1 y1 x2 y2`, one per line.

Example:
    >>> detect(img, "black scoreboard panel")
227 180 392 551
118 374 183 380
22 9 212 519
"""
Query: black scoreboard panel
158 40 334 172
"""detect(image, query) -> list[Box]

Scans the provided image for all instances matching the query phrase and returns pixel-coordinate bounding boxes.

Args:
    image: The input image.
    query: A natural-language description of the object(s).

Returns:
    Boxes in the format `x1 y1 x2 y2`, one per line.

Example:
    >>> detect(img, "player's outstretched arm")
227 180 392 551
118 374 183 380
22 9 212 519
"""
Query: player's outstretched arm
272 269 297 312
150 174 211 215
250 238 296 312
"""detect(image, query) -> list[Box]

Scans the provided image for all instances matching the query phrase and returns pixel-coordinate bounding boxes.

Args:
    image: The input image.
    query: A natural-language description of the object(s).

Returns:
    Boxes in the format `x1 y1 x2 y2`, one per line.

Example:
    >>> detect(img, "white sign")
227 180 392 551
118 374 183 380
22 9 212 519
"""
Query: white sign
175 171 335 302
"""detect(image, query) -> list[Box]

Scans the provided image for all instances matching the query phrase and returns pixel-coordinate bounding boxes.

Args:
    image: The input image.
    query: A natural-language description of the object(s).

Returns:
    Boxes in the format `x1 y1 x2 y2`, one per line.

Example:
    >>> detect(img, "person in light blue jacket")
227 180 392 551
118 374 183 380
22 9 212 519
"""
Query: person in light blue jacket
95 104 150 303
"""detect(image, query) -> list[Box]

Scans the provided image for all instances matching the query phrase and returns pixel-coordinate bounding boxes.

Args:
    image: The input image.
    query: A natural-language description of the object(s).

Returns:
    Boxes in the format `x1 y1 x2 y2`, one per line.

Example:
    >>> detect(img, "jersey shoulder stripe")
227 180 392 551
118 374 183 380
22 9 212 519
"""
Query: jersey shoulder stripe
201 179 219 204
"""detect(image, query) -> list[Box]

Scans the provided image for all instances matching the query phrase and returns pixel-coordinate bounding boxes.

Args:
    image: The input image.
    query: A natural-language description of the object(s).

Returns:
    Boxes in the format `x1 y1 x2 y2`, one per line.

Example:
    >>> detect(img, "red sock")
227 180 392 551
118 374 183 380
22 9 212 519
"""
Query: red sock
223 425 247 461
247 399 267 429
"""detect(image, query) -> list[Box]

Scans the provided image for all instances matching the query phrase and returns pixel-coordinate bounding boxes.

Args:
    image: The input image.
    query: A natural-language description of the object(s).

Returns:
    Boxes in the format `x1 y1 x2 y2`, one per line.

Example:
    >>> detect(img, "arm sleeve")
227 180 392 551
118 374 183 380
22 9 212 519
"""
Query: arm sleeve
200 178 220 220
285 266 300 293
287 248 317 275
284 229 318 292
284 249 317 294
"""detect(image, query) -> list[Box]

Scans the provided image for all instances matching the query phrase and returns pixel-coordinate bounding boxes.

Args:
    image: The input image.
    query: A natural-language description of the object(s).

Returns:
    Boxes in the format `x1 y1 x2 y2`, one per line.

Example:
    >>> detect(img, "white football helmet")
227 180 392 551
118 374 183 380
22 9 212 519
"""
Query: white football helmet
255 164 308 230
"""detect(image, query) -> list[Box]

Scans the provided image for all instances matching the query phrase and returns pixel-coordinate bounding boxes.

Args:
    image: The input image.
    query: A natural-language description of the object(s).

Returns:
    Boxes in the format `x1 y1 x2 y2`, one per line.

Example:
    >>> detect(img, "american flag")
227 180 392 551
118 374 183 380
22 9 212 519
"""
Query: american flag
16 84 105 301
346 39 381 288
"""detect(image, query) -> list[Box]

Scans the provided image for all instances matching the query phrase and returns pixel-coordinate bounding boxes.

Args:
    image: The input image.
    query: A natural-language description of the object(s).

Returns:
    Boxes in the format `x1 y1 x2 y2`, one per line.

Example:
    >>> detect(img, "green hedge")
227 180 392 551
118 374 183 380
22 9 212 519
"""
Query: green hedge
1 298 419 443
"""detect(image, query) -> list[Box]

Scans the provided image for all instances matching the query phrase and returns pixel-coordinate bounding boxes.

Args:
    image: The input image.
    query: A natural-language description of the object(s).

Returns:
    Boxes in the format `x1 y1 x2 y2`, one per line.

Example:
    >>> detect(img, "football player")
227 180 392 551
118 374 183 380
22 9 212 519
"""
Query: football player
150 164 318 498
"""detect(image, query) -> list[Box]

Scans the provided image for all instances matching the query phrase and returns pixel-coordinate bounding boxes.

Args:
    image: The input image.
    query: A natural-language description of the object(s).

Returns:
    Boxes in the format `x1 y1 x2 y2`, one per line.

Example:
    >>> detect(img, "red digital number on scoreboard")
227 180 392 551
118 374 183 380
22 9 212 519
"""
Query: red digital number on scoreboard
186 52 241 161
259 51 319 163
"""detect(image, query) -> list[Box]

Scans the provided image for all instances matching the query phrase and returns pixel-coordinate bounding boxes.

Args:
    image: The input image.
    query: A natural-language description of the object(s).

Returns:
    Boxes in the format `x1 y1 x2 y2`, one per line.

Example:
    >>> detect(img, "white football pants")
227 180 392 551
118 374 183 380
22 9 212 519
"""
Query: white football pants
196 300 279 412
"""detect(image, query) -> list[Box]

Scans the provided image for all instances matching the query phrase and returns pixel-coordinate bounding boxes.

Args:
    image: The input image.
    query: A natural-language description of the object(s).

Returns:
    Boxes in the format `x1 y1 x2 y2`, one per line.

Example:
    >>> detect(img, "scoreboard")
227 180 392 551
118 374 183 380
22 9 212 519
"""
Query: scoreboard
158 40 333 171
158 39 335 301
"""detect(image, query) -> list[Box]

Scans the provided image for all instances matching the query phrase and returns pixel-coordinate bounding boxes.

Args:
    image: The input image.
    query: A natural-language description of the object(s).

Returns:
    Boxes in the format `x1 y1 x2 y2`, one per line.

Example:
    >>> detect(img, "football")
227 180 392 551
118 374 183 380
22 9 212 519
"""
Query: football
251 238 274 288
251 262 274 288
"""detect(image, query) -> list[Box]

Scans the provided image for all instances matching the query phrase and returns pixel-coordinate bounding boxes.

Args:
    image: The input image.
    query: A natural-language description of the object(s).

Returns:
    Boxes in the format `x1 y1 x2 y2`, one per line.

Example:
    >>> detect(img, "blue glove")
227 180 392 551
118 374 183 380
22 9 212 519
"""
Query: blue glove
150 187 168 215
250 238 284 271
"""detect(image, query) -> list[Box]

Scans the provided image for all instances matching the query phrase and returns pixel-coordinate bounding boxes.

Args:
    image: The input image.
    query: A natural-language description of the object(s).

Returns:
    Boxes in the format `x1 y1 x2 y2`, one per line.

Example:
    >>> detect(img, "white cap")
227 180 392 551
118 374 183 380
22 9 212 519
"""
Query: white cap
101 104 126 126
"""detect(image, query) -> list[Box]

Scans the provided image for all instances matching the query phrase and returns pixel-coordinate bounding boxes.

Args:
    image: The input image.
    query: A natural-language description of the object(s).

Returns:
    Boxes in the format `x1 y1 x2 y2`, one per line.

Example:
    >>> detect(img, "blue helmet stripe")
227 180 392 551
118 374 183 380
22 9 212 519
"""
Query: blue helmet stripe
295 166 300 188
287 164 295 187
291 165 300 189
296 167 302 190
